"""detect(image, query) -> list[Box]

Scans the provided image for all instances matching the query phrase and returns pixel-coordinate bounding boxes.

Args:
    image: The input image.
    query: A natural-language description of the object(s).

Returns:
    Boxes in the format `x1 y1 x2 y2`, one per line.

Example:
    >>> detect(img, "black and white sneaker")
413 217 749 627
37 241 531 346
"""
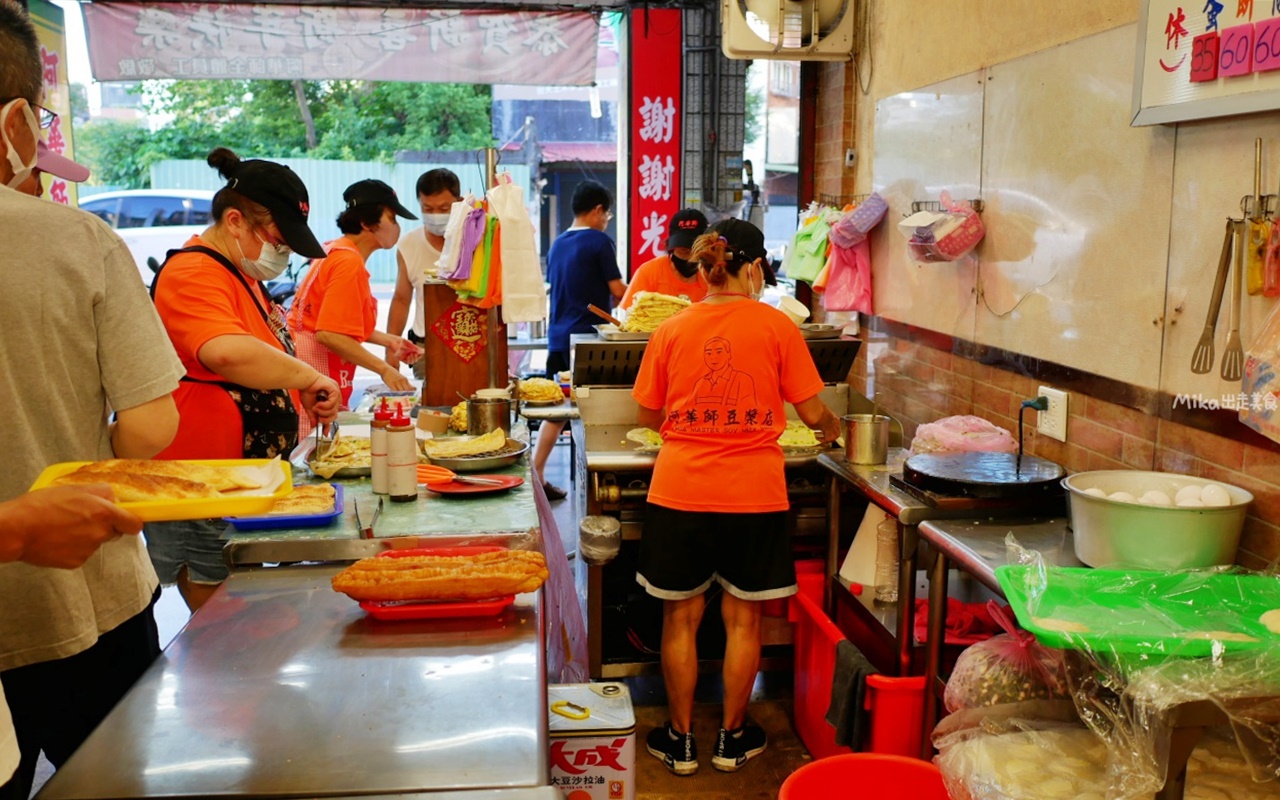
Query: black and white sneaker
712 723 767 772
646 722 698 776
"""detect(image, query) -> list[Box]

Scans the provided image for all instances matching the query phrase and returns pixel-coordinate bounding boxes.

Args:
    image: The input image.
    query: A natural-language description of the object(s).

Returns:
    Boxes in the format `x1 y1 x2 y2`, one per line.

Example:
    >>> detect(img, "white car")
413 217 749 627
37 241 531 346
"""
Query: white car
78 189 215 286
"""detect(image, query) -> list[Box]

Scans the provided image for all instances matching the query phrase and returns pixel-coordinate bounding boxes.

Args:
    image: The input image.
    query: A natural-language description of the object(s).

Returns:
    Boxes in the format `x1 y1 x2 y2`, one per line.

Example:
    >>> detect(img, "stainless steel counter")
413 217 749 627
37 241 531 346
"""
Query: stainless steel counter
38 566 548 800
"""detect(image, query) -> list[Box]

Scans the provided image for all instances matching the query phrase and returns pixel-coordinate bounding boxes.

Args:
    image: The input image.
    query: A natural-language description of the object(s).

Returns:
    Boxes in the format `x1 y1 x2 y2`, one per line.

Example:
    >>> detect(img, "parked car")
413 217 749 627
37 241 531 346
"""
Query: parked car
78 189 215 286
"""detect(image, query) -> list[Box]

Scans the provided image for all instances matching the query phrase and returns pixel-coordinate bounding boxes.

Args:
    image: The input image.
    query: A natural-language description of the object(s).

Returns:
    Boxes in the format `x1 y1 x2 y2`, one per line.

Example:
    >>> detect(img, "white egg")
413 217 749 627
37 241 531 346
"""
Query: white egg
1175 485 1204 504
1199 484 1232 507
1082 487 1107 498
1108 491 1137 504
1177 496 1205 508
1140 490 1172 506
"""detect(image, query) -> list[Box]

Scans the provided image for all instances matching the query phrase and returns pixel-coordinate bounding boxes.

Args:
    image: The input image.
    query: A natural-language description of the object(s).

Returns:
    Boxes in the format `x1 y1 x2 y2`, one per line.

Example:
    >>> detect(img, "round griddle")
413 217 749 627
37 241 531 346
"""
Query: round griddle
903 451 1065 500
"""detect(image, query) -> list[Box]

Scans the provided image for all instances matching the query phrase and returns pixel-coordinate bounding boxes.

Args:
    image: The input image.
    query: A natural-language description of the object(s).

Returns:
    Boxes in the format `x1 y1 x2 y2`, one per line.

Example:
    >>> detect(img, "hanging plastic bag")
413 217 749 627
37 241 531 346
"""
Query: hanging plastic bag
435 194 475 278
944 602 1067 713
811 255 832 294
1240 299 1280 443
829 193 889 248
823 238 872 314
904 191 985 263
488 177 545 323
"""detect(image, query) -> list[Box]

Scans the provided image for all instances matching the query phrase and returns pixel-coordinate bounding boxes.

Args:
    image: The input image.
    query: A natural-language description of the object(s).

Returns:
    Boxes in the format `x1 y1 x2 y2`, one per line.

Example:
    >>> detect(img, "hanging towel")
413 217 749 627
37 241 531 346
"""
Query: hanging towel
825 639 880 749
488 178 545 322
435 195 474 278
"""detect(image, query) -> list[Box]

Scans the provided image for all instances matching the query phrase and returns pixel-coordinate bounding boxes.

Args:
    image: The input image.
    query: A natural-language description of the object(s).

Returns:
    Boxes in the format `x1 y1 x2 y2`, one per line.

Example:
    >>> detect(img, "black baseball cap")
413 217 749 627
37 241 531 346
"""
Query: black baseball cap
223 159 326 259
668 208 708 249
344 179 418 221
709 218 776 285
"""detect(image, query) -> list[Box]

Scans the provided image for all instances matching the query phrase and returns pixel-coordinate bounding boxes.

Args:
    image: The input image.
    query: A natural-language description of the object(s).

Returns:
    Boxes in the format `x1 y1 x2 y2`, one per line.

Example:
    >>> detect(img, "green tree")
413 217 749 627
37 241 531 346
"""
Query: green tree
745 82 764 146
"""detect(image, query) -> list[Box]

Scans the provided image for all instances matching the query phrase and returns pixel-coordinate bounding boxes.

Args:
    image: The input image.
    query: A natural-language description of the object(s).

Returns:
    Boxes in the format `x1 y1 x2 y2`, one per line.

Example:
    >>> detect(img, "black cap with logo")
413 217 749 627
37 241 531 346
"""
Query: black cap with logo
223 159 326 259
667 208 709 249
343 179 418 221
709 218 776 285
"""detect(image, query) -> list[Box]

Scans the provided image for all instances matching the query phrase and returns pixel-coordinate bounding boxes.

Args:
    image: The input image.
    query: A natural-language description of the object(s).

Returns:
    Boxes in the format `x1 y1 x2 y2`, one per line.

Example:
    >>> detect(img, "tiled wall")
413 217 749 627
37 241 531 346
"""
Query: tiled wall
851 337 1280 570
812 61 857 200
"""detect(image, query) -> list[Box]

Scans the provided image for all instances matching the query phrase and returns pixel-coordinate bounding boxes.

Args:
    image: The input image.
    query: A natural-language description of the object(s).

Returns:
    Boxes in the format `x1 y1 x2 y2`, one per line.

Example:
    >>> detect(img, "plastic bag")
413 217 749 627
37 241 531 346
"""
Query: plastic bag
489 177 545 323
909 415 1018 455
828 193 888 248
1241 298 1280 444
944 602 1067 712
823 238 872 314
904 191 985 263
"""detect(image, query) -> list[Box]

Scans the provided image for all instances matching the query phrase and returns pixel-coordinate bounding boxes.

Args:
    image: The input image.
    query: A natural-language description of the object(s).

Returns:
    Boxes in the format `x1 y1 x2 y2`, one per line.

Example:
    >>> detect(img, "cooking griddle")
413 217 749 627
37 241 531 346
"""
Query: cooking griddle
890 451 1066 513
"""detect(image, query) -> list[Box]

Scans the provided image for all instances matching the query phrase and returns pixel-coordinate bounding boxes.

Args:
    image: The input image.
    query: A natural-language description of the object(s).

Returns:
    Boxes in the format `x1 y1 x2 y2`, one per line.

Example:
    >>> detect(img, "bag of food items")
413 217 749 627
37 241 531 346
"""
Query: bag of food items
944 602 1066 713
901 191 985 263
910 415 1017 455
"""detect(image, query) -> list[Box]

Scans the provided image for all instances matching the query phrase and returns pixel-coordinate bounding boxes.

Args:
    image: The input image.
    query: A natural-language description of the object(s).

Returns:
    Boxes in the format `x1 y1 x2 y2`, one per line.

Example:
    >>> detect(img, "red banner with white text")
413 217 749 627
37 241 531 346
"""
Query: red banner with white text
83 3 600 86
627 8 682 278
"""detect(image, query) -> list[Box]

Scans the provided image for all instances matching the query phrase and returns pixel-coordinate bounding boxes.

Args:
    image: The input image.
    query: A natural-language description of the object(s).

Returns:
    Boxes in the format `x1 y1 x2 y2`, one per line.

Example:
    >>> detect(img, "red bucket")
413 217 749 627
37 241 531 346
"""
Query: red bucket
779 753 949 800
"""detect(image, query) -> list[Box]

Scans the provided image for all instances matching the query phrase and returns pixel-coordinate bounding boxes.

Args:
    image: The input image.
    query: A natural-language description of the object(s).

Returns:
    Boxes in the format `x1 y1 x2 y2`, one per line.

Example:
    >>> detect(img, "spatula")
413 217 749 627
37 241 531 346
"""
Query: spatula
587 304 623 327
1191 218 1235 374
1221 219 1246 382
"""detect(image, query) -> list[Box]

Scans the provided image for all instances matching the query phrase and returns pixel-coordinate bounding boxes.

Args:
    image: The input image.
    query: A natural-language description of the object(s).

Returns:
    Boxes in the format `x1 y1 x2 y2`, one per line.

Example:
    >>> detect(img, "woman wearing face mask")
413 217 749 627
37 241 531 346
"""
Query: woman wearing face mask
620 208 709 310
631 218 841 777
287 178 422 438
387 169 462 379
148 147 341 612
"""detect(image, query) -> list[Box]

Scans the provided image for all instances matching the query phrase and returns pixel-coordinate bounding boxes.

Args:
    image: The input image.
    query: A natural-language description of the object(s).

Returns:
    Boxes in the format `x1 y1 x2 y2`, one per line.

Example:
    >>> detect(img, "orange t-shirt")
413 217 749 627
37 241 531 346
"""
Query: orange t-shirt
620 255 708 309
287 240 377 341
152 235 292 459
632 300 826 513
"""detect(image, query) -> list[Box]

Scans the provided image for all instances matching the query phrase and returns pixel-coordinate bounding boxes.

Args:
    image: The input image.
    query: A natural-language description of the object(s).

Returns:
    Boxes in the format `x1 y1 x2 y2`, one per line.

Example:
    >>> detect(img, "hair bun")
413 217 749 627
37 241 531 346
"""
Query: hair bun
206 147 242 180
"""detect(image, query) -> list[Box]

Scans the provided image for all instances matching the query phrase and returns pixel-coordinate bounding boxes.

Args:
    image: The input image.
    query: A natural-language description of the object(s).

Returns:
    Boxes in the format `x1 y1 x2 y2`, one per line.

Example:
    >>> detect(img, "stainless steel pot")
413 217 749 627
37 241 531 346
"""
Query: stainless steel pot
467 397 512 436
843 414 890 465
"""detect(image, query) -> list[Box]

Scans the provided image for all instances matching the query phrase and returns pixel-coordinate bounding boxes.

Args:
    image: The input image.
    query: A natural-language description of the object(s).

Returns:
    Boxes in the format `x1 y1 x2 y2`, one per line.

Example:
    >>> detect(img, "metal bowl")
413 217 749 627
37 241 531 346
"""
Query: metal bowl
425 438 530 473
1063 470 1252 569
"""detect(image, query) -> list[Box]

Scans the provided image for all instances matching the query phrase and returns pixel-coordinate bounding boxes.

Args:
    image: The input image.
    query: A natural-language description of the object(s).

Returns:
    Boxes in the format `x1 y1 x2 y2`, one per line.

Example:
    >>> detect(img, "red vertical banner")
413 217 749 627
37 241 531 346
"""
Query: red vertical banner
628 8 682 279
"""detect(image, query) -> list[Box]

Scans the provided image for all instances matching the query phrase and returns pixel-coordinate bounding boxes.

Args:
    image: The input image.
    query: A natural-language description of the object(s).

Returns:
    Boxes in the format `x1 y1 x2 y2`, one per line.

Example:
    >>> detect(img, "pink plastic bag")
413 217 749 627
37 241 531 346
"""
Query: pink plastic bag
823 238 871 314
944 602 1067 712
910 415 1017 455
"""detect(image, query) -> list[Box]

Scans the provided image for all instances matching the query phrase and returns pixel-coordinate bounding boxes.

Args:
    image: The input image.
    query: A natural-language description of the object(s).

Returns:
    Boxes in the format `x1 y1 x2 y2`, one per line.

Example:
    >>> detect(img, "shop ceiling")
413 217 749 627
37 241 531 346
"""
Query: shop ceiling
74 0 714 11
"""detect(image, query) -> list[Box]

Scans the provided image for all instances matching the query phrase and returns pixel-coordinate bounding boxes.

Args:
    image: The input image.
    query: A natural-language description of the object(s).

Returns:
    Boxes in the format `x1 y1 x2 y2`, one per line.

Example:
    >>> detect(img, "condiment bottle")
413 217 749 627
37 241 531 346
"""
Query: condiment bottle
371 398 391 494
387 407 418 503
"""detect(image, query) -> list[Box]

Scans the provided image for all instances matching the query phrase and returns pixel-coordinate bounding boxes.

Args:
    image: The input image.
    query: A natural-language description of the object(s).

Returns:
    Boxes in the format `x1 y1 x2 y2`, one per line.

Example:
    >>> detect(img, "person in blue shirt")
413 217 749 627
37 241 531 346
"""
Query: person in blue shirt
534 180 624 499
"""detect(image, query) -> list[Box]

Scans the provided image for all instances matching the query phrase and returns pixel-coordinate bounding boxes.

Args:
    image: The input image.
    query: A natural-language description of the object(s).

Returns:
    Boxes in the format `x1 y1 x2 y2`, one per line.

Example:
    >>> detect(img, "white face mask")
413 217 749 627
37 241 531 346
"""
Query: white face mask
237 233 291 281
748 262 765 301
422 213 450 237
373 218 400 250
1 100 39 190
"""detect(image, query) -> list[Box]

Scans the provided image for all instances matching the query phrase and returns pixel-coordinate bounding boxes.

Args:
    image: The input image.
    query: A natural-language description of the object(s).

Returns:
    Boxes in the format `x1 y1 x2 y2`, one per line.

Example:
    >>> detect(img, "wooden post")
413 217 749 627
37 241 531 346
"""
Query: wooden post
485 147 502 390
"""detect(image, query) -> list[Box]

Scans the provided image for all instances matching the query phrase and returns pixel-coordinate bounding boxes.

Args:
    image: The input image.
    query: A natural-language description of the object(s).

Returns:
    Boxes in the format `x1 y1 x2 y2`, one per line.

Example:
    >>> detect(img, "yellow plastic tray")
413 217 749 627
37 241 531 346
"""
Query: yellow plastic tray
28 459 293 522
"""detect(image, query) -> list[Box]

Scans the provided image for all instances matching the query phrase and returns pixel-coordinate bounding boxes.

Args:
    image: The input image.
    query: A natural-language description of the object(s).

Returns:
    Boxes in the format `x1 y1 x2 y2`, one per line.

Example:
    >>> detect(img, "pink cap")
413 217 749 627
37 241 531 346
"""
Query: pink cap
36 141 90 183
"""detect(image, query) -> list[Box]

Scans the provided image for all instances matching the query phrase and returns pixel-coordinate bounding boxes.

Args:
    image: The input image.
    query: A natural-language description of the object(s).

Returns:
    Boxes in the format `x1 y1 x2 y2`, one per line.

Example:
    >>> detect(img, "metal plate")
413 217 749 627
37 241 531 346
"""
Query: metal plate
426 438 530 472
594 323 651 341
799 323 842 340
903 451 1066 500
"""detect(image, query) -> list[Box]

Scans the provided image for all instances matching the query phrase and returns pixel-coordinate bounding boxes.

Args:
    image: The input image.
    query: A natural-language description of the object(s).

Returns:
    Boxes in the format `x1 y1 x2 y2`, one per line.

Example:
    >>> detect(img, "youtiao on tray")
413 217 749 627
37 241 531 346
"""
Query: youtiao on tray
331 549 549 601
49 458 261 501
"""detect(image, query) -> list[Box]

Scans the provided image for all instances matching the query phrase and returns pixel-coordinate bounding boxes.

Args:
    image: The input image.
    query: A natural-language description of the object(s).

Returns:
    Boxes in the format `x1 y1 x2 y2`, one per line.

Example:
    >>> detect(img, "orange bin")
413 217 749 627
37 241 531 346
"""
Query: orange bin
779 753 949 800
789 565 926 760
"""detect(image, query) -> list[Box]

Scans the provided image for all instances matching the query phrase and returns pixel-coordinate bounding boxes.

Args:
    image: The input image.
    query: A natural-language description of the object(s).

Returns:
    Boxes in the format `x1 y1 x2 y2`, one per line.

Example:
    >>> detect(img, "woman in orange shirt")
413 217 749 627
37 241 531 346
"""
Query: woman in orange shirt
620 208 709 310
287 179 422 438
631 219 841 777
149 147 341 611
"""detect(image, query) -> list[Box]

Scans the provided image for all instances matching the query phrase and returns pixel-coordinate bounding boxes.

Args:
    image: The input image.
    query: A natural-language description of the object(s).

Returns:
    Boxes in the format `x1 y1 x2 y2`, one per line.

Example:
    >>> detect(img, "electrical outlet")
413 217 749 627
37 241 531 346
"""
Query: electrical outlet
844 148 857 168
1037 385 1069 442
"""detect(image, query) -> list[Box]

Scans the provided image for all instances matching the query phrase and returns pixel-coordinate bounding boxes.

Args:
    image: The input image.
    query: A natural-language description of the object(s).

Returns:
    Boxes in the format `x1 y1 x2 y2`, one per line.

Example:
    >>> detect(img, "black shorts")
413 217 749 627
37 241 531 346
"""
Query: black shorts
636 502 797 602
546 351 570 379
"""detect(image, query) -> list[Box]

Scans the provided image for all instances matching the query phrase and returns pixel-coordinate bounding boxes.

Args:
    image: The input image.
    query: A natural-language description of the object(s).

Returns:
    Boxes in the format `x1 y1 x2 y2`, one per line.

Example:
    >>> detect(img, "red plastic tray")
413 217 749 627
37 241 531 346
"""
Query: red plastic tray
426 475 524 496
357 545 515 620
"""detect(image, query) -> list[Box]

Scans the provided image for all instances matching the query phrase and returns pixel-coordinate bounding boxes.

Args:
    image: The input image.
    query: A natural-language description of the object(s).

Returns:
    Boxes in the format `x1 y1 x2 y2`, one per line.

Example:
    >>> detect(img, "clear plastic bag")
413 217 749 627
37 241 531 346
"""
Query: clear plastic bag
944 602 1067 712
909 415 1018 455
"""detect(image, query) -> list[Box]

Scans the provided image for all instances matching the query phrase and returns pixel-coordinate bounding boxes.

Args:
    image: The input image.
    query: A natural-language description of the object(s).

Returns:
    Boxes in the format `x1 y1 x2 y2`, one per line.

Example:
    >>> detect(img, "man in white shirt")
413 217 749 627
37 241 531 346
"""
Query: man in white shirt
386 168 462 379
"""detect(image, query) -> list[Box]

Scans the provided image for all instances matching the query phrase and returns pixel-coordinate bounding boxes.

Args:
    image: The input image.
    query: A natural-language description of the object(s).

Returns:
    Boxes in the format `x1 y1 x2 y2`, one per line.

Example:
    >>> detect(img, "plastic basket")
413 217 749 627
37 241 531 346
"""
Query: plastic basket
778 753 949 800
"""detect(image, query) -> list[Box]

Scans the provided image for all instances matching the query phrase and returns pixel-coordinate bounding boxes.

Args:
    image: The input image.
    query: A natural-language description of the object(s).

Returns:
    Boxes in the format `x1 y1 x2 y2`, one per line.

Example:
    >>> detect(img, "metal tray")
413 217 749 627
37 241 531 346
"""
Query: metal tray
425 438 530 472
594 323 651 341
800 323 842 340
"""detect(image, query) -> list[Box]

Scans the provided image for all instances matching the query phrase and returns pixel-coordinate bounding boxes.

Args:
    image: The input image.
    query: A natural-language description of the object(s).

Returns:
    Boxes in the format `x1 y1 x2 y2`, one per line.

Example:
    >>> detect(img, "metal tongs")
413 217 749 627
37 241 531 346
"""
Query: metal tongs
313 418 340 460
353 497 383 540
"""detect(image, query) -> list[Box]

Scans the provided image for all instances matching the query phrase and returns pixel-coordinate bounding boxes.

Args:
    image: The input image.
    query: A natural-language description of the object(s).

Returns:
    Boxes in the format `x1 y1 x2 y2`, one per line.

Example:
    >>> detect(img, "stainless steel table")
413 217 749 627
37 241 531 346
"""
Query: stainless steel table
817 449 989 675
38 566 548 800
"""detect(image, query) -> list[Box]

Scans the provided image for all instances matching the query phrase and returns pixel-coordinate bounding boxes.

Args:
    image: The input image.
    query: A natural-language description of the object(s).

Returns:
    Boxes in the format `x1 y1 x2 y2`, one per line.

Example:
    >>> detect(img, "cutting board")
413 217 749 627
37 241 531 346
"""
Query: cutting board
902 452 1065 500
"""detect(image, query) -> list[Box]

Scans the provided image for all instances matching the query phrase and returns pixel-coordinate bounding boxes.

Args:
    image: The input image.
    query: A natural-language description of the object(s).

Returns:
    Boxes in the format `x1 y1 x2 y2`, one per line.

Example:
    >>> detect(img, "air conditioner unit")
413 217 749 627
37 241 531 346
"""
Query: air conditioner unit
721 0 854 61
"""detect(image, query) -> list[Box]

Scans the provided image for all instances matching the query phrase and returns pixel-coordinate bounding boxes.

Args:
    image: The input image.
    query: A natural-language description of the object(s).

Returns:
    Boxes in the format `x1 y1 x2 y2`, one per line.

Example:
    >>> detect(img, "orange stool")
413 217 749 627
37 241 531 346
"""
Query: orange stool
778 753 950 800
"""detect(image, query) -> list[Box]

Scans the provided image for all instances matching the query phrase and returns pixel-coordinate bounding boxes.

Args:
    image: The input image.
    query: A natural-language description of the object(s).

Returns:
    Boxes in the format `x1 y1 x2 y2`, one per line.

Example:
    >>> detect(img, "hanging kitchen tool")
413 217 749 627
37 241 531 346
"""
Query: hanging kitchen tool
1265 159 1280 297
1191 218 1236 374
1222 219 1247 382
1247 138 1269 296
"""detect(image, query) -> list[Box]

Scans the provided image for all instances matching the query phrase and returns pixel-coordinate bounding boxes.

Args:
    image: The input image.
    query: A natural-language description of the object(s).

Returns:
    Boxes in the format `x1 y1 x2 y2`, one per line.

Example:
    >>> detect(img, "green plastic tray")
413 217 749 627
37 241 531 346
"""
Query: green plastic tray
995 565 1280 656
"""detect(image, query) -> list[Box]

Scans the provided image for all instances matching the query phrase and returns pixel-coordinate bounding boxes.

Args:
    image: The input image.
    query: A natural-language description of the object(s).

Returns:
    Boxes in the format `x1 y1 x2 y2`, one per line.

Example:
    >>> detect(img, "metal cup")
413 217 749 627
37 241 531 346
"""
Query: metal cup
467 397 512 437
843 414 890 465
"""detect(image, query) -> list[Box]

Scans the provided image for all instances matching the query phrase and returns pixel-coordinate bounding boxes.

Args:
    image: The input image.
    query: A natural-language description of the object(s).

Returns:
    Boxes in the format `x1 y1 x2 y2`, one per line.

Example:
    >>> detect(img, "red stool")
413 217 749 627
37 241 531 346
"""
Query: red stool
779 753 950 800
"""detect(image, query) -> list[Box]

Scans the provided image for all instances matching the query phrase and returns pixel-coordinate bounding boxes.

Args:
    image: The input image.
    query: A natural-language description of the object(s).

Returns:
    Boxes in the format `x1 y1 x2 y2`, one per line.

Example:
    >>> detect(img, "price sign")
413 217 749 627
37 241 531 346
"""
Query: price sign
1221 23 1255 77
1255 17 1280 73
1191 32 1220 82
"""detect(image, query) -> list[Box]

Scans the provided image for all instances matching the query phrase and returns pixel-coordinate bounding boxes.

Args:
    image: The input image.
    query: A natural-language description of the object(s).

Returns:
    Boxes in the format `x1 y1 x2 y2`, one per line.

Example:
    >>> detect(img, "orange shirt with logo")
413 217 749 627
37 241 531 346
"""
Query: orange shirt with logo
287 241 377 341
620 255 708 309
152 235 293 459
632 300 825 513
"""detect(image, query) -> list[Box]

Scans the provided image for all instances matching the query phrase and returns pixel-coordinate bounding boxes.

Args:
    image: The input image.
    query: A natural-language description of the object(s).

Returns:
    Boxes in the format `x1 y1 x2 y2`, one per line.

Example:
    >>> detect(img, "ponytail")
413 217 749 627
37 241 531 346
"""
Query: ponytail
690 230 749 287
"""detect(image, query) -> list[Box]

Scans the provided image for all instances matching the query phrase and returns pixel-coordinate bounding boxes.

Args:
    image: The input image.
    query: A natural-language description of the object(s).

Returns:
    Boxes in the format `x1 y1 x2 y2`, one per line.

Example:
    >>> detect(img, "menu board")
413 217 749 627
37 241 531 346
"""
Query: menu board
1134 0 1280 125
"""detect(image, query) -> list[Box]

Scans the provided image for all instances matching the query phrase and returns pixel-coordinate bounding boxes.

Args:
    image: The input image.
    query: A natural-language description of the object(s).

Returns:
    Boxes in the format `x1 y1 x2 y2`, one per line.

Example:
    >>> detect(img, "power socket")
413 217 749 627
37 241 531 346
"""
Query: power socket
1037 386 1069 442
844 148 857 168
